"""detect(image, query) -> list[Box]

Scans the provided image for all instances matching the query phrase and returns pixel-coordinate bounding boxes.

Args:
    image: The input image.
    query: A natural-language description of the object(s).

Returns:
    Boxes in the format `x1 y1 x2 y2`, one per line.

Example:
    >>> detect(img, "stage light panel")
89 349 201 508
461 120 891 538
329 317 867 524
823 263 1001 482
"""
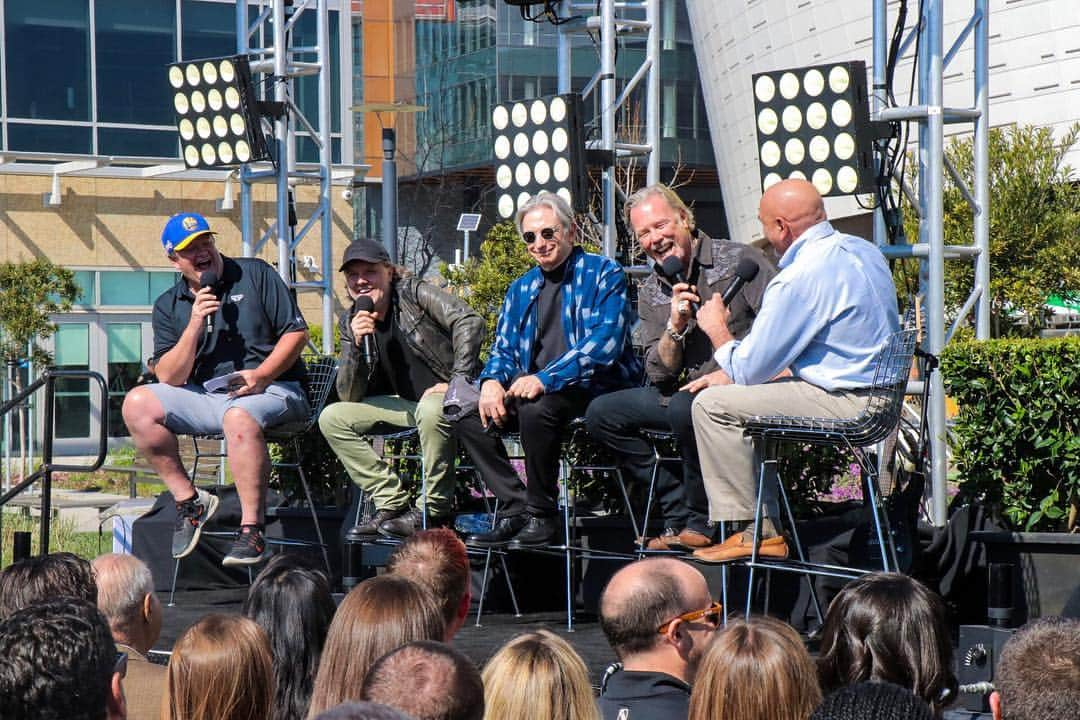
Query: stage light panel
167 54 271 169
491 92 587 219
751 60 875 197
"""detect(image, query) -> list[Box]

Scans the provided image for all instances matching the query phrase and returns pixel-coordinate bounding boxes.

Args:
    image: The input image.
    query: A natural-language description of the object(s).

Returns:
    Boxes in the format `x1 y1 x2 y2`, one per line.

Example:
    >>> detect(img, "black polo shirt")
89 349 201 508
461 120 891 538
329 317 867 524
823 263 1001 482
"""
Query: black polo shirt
598 667 691 720
151 256 307 384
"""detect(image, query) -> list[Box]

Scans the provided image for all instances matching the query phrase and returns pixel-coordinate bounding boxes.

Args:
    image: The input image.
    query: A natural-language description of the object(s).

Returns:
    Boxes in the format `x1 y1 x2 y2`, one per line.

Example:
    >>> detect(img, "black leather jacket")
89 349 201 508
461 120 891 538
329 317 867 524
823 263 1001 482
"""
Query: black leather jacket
336 276 485 402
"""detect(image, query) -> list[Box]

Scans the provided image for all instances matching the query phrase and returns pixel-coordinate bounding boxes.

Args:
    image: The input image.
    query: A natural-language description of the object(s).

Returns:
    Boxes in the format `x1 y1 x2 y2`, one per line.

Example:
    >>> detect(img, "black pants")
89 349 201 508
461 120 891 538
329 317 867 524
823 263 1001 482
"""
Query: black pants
452 389 591 517
585 386 710 534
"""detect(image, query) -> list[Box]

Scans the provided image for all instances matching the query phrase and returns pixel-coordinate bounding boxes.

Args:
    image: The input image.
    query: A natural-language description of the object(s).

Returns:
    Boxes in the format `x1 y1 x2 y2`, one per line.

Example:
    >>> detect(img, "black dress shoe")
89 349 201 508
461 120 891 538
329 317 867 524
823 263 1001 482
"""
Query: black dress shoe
378 507 451 539
346 507 407 543
466 514 528 547
507 515 557 548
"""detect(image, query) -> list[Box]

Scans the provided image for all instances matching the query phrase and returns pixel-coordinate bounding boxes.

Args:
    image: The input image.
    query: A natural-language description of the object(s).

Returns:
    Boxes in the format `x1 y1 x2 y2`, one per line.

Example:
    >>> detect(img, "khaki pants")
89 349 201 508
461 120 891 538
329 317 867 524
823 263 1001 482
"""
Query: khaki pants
691 379 864 522
318 392 455 515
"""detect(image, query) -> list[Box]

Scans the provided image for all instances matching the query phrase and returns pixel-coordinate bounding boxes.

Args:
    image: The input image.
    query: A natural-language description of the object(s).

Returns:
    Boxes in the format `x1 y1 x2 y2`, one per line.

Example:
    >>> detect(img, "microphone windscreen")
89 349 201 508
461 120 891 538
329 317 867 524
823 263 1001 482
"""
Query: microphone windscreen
734 257 760 283
354 296 375 313
660 255 685 282
198 270 218 289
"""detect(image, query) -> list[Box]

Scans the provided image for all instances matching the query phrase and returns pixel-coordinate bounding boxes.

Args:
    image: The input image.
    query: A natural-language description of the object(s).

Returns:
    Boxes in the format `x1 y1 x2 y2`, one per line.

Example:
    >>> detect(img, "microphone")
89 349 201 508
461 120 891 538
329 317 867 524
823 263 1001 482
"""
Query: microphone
353 296 376 366
198 271 219 334
720 258 760 306
660 255 699 313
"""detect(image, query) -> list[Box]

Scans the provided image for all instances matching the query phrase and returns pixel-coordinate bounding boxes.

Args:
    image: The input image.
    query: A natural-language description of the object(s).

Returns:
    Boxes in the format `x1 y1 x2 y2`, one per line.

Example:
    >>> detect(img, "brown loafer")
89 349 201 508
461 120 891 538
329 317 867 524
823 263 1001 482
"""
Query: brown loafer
639 528 684 551
677 528 713 549
691 532 789 564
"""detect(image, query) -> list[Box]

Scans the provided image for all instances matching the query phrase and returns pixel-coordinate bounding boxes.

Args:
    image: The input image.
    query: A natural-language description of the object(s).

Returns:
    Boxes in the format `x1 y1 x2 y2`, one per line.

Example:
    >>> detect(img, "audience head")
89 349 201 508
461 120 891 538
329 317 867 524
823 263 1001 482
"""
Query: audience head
0 551 97 618
757 178 827 256
242 554 337 720
688 616 820 720
313 702 414 720
92 552 163 655
990 616 1080 720
811 681 934 720
482 629 599 720
164 613 274 720
0 596 125 720
361 640 483 720
308 574 445 716
387 528 472 640
817 572 957 716
599 557 718 682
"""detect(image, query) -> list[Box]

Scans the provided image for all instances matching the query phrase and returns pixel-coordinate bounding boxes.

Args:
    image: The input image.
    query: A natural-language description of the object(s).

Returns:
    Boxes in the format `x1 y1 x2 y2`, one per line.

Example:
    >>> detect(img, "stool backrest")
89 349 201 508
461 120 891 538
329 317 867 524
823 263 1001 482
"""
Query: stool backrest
266 354 338 438
846 321 918 448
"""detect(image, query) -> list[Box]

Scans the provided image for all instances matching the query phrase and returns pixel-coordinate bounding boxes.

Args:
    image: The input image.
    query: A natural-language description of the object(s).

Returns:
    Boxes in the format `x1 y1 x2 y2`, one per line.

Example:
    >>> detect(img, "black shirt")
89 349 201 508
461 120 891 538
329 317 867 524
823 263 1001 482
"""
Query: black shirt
597 667 691 720
530 259 569 373
369 300 438 402
151 256 307 384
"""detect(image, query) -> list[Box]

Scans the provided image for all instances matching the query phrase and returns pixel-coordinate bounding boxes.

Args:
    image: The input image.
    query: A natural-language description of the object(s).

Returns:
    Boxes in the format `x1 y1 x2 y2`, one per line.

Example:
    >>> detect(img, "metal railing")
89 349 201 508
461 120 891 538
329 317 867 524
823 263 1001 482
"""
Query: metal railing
0 368 108 564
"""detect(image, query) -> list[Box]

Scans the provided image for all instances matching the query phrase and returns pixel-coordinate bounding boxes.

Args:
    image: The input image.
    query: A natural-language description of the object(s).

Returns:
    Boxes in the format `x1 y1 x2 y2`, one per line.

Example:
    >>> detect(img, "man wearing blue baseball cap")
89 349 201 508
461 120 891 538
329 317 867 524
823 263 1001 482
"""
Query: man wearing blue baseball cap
121 212 310 567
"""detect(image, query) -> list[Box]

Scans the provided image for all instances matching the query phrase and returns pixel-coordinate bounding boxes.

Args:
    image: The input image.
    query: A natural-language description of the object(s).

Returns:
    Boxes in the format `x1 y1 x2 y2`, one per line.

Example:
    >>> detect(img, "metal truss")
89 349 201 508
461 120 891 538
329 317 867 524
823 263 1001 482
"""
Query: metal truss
873 0 990 525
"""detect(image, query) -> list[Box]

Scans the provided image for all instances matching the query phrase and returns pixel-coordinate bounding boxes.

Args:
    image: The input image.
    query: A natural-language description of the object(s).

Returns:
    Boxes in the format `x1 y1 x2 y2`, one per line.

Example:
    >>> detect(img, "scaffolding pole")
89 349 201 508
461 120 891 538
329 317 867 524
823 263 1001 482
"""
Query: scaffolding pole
873 0 990 526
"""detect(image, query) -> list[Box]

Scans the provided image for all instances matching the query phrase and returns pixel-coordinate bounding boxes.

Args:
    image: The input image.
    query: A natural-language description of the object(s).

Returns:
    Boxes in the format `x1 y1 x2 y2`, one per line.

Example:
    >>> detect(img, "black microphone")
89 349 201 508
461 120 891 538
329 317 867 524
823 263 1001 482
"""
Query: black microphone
353 296 376 366
660 255 698 313
198 271 219 334
720 258 761 306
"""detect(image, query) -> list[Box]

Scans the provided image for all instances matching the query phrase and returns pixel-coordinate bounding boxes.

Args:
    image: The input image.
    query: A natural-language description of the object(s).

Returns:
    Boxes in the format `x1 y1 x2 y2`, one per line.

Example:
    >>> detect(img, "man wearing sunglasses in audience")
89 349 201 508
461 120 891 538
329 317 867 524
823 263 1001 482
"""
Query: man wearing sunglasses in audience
597 557 720 720
451 191 641 548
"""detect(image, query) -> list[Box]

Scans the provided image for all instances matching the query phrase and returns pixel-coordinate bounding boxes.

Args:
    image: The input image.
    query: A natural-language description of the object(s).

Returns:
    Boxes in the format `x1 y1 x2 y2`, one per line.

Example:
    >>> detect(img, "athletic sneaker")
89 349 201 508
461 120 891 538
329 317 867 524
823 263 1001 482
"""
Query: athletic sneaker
222 525 272 567
172 488 220 559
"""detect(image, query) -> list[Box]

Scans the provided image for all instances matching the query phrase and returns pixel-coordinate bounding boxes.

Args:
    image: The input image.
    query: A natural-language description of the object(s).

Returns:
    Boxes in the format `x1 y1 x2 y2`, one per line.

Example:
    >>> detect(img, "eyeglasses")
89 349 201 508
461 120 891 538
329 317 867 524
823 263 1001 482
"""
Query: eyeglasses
114 651 128 679
522 227 559 244
656 601 723 634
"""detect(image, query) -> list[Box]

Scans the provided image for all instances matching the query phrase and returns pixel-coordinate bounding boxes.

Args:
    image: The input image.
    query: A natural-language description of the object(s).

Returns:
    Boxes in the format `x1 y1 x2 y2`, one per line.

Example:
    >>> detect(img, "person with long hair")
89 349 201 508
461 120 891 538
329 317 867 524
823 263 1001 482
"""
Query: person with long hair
242 555 337 720
307 575 445 717
816 572 958 716
688 616 820 720
163 613 273 720
481 630 600 720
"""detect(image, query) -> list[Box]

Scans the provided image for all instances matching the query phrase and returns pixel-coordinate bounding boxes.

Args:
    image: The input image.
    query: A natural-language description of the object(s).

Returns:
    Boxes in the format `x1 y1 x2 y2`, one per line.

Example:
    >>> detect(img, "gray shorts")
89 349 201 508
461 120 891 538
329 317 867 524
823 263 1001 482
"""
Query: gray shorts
146 381 309 436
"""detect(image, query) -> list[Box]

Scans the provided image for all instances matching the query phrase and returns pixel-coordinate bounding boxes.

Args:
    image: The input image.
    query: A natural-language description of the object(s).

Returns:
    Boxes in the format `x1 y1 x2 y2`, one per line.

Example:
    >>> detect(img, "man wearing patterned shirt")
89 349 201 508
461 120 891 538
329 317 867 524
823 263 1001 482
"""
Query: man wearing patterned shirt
451 191 641 548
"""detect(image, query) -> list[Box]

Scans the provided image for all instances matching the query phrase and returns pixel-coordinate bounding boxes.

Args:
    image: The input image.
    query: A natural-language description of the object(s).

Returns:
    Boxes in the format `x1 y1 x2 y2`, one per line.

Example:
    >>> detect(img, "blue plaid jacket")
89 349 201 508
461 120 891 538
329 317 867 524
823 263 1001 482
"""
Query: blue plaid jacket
481 246 641 394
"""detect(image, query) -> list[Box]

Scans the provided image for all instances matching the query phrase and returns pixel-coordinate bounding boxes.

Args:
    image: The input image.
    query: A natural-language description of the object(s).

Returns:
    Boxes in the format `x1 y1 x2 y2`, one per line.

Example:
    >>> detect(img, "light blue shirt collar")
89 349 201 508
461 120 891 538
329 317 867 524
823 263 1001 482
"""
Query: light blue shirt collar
777 220 835 270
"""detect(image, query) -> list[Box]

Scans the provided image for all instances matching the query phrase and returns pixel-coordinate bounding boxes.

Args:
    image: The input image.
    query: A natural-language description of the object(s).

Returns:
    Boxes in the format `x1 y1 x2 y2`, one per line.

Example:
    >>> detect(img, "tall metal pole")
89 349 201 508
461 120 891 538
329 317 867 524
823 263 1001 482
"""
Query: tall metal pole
871 0 887 248
973 0 990 340
600 0 616 257
645 0 660 186
382 128 398 262
557 1 571 95
317 0 334 354
236 2 254 257
273 0 292 283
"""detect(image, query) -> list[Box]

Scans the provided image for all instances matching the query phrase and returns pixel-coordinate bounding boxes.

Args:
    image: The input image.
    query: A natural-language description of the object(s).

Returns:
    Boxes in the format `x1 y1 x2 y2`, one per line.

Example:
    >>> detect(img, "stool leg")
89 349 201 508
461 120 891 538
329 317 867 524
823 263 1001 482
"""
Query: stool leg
295 461 332 575
638 445 663 556
746 438 775 619
169 558 180 607
777 477 825 625
719 520 729 627
561 466 575 632
612 467 641 546
857 448 896 572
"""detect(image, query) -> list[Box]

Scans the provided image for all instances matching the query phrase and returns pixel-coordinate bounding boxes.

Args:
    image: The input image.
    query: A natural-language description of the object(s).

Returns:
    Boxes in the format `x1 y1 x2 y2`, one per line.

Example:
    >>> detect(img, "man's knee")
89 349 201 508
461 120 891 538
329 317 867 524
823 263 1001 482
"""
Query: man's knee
666 392 695 436
121 386 164 429
318 402 348 435
584 393 616 433
222 407 264 442
414 393 447 433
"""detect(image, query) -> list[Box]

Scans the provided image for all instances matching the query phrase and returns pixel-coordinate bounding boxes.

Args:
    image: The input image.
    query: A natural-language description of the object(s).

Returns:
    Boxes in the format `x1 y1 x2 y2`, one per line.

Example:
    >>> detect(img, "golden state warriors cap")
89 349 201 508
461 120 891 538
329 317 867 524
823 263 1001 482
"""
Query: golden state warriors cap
162 212 215 254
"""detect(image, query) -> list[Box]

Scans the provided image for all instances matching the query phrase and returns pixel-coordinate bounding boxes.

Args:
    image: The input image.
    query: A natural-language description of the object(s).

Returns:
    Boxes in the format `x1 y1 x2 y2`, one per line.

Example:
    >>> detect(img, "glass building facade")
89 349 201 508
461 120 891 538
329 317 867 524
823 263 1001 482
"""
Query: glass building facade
409 1 714 176
2 0 345 162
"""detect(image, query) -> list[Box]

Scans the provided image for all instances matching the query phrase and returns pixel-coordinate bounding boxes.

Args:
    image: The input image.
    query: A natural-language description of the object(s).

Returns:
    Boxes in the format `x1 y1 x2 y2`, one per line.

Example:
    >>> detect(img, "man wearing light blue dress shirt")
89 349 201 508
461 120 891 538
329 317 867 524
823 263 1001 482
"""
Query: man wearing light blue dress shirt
684 179 899 562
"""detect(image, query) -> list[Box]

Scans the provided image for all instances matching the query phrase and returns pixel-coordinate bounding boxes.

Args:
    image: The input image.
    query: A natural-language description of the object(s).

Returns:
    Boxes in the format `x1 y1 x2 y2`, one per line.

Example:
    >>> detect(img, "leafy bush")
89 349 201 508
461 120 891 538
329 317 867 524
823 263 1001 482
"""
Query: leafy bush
942 336 1080 531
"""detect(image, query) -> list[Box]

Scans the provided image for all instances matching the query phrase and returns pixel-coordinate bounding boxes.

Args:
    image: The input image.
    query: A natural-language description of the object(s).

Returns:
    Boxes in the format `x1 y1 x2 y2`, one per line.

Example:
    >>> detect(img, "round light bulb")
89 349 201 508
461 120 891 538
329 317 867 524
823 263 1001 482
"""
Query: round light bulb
782 105 803 133
754 75 776 103
803 68 825 97
760 140 781 167
757 108 779 135
812 168 833 195
492 105 509 130
779 72 800 99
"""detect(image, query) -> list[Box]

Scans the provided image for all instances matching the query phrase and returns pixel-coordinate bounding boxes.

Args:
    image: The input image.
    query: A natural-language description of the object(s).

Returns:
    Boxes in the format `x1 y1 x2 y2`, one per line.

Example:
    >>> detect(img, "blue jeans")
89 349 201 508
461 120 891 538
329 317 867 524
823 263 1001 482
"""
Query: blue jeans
585 386 710 534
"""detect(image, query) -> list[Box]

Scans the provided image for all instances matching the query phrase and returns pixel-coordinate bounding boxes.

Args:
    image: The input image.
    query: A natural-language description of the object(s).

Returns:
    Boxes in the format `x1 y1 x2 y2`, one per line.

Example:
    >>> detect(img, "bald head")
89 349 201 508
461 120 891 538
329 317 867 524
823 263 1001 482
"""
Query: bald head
759 179 827 255
599 558 709 659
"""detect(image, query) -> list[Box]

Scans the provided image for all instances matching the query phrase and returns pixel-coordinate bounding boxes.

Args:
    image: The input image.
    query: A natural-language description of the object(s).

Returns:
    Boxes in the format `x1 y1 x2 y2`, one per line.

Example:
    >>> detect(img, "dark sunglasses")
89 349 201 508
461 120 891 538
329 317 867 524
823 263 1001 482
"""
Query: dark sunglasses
522 227 559 244
656 601 723 634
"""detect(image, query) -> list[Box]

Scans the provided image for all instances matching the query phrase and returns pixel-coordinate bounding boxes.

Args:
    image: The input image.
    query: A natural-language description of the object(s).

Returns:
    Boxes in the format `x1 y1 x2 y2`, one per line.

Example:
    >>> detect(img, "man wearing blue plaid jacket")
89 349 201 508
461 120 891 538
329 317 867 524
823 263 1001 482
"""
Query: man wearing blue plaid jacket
452 191 641 548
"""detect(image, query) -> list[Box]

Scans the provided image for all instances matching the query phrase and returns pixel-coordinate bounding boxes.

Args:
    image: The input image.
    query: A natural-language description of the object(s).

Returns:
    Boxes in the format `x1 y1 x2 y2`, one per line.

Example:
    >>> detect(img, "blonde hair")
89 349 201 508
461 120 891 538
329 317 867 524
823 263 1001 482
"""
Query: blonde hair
481 630 600 720
623 183 696 234
163 613 274 720
688 616 821 720
306 575 445 717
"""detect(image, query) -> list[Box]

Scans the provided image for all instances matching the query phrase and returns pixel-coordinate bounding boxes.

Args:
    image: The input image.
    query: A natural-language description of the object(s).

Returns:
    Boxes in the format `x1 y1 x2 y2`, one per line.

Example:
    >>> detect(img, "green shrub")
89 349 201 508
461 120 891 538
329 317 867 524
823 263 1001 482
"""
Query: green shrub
942 336 1080 530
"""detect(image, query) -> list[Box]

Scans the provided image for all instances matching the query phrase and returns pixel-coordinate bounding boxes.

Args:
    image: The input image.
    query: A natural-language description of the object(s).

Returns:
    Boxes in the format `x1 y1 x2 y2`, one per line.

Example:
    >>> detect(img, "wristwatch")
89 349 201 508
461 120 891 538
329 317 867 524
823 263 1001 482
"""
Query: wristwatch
665 319 689 344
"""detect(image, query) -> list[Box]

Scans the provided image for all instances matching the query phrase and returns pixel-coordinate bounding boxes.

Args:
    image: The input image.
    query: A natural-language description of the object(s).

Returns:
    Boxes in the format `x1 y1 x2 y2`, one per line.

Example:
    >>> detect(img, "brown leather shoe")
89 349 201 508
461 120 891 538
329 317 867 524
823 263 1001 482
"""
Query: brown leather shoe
691 532 789 563
677 528 713 549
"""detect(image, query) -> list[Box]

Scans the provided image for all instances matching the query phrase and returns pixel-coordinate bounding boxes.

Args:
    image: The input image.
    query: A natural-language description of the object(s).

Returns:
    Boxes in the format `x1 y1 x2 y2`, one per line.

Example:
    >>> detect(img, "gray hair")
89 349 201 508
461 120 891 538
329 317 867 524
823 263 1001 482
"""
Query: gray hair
91 553 155 633
623 183 696 234
514 191 576 238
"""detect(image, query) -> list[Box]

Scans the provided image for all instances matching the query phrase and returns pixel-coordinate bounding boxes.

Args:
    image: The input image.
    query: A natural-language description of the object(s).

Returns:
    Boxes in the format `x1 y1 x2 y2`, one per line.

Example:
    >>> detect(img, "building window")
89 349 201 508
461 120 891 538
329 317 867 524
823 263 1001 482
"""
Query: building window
4 0 91 122
53 324 91 440
96 0 177 126
105 323 142 438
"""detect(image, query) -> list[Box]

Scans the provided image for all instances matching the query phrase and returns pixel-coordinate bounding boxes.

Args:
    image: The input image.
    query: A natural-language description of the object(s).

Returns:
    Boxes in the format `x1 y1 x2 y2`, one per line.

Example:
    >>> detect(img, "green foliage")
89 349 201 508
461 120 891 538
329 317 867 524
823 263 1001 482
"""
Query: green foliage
1 511 104 567
441 221 536 357
0 259 80 367
941 336 1080 531
898 124 1080 337
306 323 342 355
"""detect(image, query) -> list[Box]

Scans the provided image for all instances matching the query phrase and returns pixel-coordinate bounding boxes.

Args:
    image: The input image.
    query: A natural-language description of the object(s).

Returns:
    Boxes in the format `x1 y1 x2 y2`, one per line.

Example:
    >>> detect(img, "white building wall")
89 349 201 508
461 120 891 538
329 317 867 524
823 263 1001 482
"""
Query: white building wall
685 0 1080 244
